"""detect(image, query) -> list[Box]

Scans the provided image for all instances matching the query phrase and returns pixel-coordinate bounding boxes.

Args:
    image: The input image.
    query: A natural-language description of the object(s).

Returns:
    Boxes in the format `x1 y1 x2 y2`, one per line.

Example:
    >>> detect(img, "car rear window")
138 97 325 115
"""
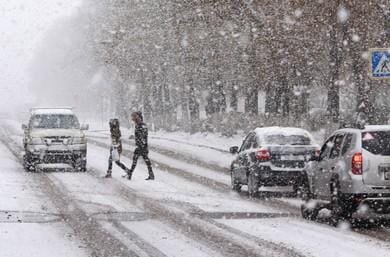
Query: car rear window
264 134 311 145
362 131 390 155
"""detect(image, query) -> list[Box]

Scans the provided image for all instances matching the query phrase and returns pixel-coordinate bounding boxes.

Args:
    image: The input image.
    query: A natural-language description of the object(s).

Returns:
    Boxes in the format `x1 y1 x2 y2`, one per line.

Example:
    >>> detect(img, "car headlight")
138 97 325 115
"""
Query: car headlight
29 137 43 145
72 137 87 144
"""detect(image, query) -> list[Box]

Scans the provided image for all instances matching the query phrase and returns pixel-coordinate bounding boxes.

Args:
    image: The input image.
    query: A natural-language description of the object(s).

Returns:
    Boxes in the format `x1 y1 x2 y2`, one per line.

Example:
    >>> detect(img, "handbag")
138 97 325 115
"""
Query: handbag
112 146 120 162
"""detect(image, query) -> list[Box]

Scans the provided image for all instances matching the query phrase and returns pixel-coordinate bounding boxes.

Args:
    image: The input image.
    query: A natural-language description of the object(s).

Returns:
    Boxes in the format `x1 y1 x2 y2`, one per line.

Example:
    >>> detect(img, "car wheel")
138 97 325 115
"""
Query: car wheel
247 172 259 198
330 180 351 224
295 176 311 200
230 170 241 192
23 153 35 172
301 200 319 220
74 155 87 172
79 163 87 172
300 177 319 220
75 162 87 172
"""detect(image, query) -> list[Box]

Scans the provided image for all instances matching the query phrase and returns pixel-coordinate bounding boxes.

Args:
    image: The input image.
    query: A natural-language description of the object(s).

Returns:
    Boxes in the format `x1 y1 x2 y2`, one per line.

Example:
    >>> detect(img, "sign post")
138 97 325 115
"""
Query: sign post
369 48 390 79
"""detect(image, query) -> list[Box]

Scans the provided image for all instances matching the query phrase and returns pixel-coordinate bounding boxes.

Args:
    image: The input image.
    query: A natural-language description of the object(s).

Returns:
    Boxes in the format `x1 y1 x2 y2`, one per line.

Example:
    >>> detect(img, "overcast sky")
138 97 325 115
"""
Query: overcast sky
0 0 81 113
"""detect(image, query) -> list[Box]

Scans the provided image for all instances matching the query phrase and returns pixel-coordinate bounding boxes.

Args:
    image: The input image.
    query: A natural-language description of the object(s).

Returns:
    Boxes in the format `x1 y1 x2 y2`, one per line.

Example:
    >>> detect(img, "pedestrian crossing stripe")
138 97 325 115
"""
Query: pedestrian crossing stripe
370 48 390 79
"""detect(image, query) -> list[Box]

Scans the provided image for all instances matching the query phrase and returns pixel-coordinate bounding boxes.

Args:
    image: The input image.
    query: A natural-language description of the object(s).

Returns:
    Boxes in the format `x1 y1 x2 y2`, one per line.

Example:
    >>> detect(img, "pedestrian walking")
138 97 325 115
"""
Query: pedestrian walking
125 111 155 180
105 118 131 178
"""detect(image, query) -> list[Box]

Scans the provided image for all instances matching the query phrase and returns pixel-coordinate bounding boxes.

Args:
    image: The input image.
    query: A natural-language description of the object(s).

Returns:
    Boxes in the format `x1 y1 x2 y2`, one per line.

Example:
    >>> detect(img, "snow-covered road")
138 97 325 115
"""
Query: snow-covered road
0 140 89 257
1 120 390 257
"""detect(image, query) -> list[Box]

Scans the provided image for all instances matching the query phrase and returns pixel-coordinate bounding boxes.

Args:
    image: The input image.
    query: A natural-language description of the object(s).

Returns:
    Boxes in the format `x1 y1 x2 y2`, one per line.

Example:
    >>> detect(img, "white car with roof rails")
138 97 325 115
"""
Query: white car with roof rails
302 125 390 221
22 108 89 171
229 127 320 197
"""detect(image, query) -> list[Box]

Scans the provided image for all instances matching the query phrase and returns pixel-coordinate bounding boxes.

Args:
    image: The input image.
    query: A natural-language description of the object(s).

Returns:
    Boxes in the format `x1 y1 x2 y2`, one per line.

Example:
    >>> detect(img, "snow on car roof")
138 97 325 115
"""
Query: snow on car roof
255 126 311 136
339 125 390 133
363 125 390 132
254 126 314 141
31 108 74 115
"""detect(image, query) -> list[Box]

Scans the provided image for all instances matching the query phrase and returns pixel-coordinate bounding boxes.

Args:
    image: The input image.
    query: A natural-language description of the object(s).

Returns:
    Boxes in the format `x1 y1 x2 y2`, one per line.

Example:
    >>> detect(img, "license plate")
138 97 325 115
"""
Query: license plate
281 155 304 161
385 171 390 180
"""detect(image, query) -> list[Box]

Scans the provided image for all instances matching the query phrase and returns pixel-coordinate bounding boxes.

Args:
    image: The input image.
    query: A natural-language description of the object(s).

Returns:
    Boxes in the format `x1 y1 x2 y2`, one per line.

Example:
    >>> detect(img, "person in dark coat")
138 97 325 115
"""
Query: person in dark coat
105 118 131 178
125 111 155 180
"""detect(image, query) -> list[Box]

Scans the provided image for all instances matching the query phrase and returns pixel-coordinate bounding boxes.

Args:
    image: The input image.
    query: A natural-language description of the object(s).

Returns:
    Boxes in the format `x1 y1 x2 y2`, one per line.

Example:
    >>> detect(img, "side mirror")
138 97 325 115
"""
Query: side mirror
81 124 89 130
22 124 27 130
229 146 239 154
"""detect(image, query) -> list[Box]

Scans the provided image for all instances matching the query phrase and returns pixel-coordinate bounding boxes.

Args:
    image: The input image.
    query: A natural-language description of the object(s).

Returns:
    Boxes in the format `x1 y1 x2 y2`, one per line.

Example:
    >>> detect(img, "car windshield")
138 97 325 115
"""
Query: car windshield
30 114 80 129
264 134 311 145
362 131 390 155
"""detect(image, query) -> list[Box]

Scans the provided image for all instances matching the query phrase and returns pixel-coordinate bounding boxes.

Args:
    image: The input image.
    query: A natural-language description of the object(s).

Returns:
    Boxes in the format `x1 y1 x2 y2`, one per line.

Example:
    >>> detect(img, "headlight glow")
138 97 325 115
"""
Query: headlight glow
29 137 43 145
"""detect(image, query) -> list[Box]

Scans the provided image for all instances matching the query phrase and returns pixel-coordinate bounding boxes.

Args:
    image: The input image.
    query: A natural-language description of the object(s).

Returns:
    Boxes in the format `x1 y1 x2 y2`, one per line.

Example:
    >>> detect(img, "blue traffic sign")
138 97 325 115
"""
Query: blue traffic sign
370 49 390 79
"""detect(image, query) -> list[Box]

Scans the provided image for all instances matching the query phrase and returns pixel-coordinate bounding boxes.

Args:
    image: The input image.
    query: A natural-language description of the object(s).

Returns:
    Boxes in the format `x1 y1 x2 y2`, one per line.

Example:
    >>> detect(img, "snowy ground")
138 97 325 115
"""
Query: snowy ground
1 119 390 257
0 140 89 257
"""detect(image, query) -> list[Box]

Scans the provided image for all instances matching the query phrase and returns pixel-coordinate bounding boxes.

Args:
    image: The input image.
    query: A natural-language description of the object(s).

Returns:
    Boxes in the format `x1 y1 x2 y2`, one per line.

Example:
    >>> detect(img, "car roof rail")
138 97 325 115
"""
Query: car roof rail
30 107 73 110
339 122 365 130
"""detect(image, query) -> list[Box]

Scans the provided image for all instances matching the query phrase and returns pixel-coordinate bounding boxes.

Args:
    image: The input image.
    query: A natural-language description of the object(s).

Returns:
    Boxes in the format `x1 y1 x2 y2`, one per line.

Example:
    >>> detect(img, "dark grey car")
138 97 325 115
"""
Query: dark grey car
230 127 319 197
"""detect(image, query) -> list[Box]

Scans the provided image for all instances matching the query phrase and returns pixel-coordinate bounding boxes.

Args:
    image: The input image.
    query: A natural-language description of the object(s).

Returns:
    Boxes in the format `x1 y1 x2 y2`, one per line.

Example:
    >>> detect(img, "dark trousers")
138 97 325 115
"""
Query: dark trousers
130 148 154 178
107 147 130 174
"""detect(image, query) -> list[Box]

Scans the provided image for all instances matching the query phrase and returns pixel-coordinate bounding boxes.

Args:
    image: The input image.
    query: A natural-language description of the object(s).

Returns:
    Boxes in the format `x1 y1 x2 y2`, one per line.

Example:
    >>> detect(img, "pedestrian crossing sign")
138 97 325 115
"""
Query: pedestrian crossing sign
370 48 390 79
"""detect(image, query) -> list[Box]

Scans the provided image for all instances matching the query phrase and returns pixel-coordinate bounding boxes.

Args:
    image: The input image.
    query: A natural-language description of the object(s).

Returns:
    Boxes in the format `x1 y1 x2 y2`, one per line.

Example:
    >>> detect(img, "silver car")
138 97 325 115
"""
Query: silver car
22 108 89 171
302 125 390 220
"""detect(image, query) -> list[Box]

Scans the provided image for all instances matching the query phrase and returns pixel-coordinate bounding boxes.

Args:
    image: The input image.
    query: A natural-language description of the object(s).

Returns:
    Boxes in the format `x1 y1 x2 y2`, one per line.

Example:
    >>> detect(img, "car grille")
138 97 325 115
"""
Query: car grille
44 136 70 144
42 153 73 163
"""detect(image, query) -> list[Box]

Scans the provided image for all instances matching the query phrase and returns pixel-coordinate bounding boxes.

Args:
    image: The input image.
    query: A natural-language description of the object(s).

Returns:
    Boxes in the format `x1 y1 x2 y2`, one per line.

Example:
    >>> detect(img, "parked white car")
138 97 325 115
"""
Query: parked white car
22 108 88 171
302 125 390 221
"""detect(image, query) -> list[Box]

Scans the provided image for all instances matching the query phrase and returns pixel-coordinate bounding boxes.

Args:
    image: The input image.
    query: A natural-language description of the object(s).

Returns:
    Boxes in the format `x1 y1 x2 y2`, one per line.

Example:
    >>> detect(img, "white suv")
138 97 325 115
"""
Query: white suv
22 108 88 171
302 125 390 220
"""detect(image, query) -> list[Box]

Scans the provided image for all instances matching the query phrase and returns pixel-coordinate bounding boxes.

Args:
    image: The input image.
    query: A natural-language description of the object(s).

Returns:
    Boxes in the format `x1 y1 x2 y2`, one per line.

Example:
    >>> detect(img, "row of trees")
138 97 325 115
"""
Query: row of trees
67 0 389 132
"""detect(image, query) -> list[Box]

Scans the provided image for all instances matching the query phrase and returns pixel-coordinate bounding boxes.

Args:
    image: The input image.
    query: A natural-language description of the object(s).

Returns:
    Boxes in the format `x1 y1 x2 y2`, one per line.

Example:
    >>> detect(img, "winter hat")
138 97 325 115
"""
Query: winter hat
133 111 143 121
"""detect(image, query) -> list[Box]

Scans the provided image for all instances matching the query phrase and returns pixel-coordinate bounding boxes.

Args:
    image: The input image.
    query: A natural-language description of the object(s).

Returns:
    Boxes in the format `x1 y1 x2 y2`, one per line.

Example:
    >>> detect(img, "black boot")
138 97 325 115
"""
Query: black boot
122 169 133 180
146 167 154 181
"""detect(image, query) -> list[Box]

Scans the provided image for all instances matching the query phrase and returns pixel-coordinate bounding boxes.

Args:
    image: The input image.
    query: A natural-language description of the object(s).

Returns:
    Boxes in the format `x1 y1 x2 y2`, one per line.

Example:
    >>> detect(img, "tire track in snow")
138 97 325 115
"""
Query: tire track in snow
87 134 229 173
84 164 305 257
88 131 229 153
88 137 301 214
1 124 304 257
0 128 167 257
88 136 390 243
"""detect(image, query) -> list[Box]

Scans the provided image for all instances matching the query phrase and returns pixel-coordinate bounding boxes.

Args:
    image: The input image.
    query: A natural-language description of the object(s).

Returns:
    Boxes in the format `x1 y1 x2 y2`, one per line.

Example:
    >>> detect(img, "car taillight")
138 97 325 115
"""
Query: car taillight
315 148 321 157
352 152 363 175
256 148 270 161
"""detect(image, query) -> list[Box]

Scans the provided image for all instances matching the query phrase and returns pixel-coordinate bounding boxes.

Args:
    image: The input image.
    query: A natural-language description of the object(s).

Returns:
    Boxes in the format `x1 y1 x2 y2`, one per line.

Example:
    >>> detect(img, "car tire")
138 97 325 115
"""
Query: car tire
300 177 319 220
79 163 87 172
74 153 87 172
75 162 87 172
23 153 35 172
330 179 352 224
301 200 319 220
248 172 259 198
230 170 241 192
295 175 311 200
